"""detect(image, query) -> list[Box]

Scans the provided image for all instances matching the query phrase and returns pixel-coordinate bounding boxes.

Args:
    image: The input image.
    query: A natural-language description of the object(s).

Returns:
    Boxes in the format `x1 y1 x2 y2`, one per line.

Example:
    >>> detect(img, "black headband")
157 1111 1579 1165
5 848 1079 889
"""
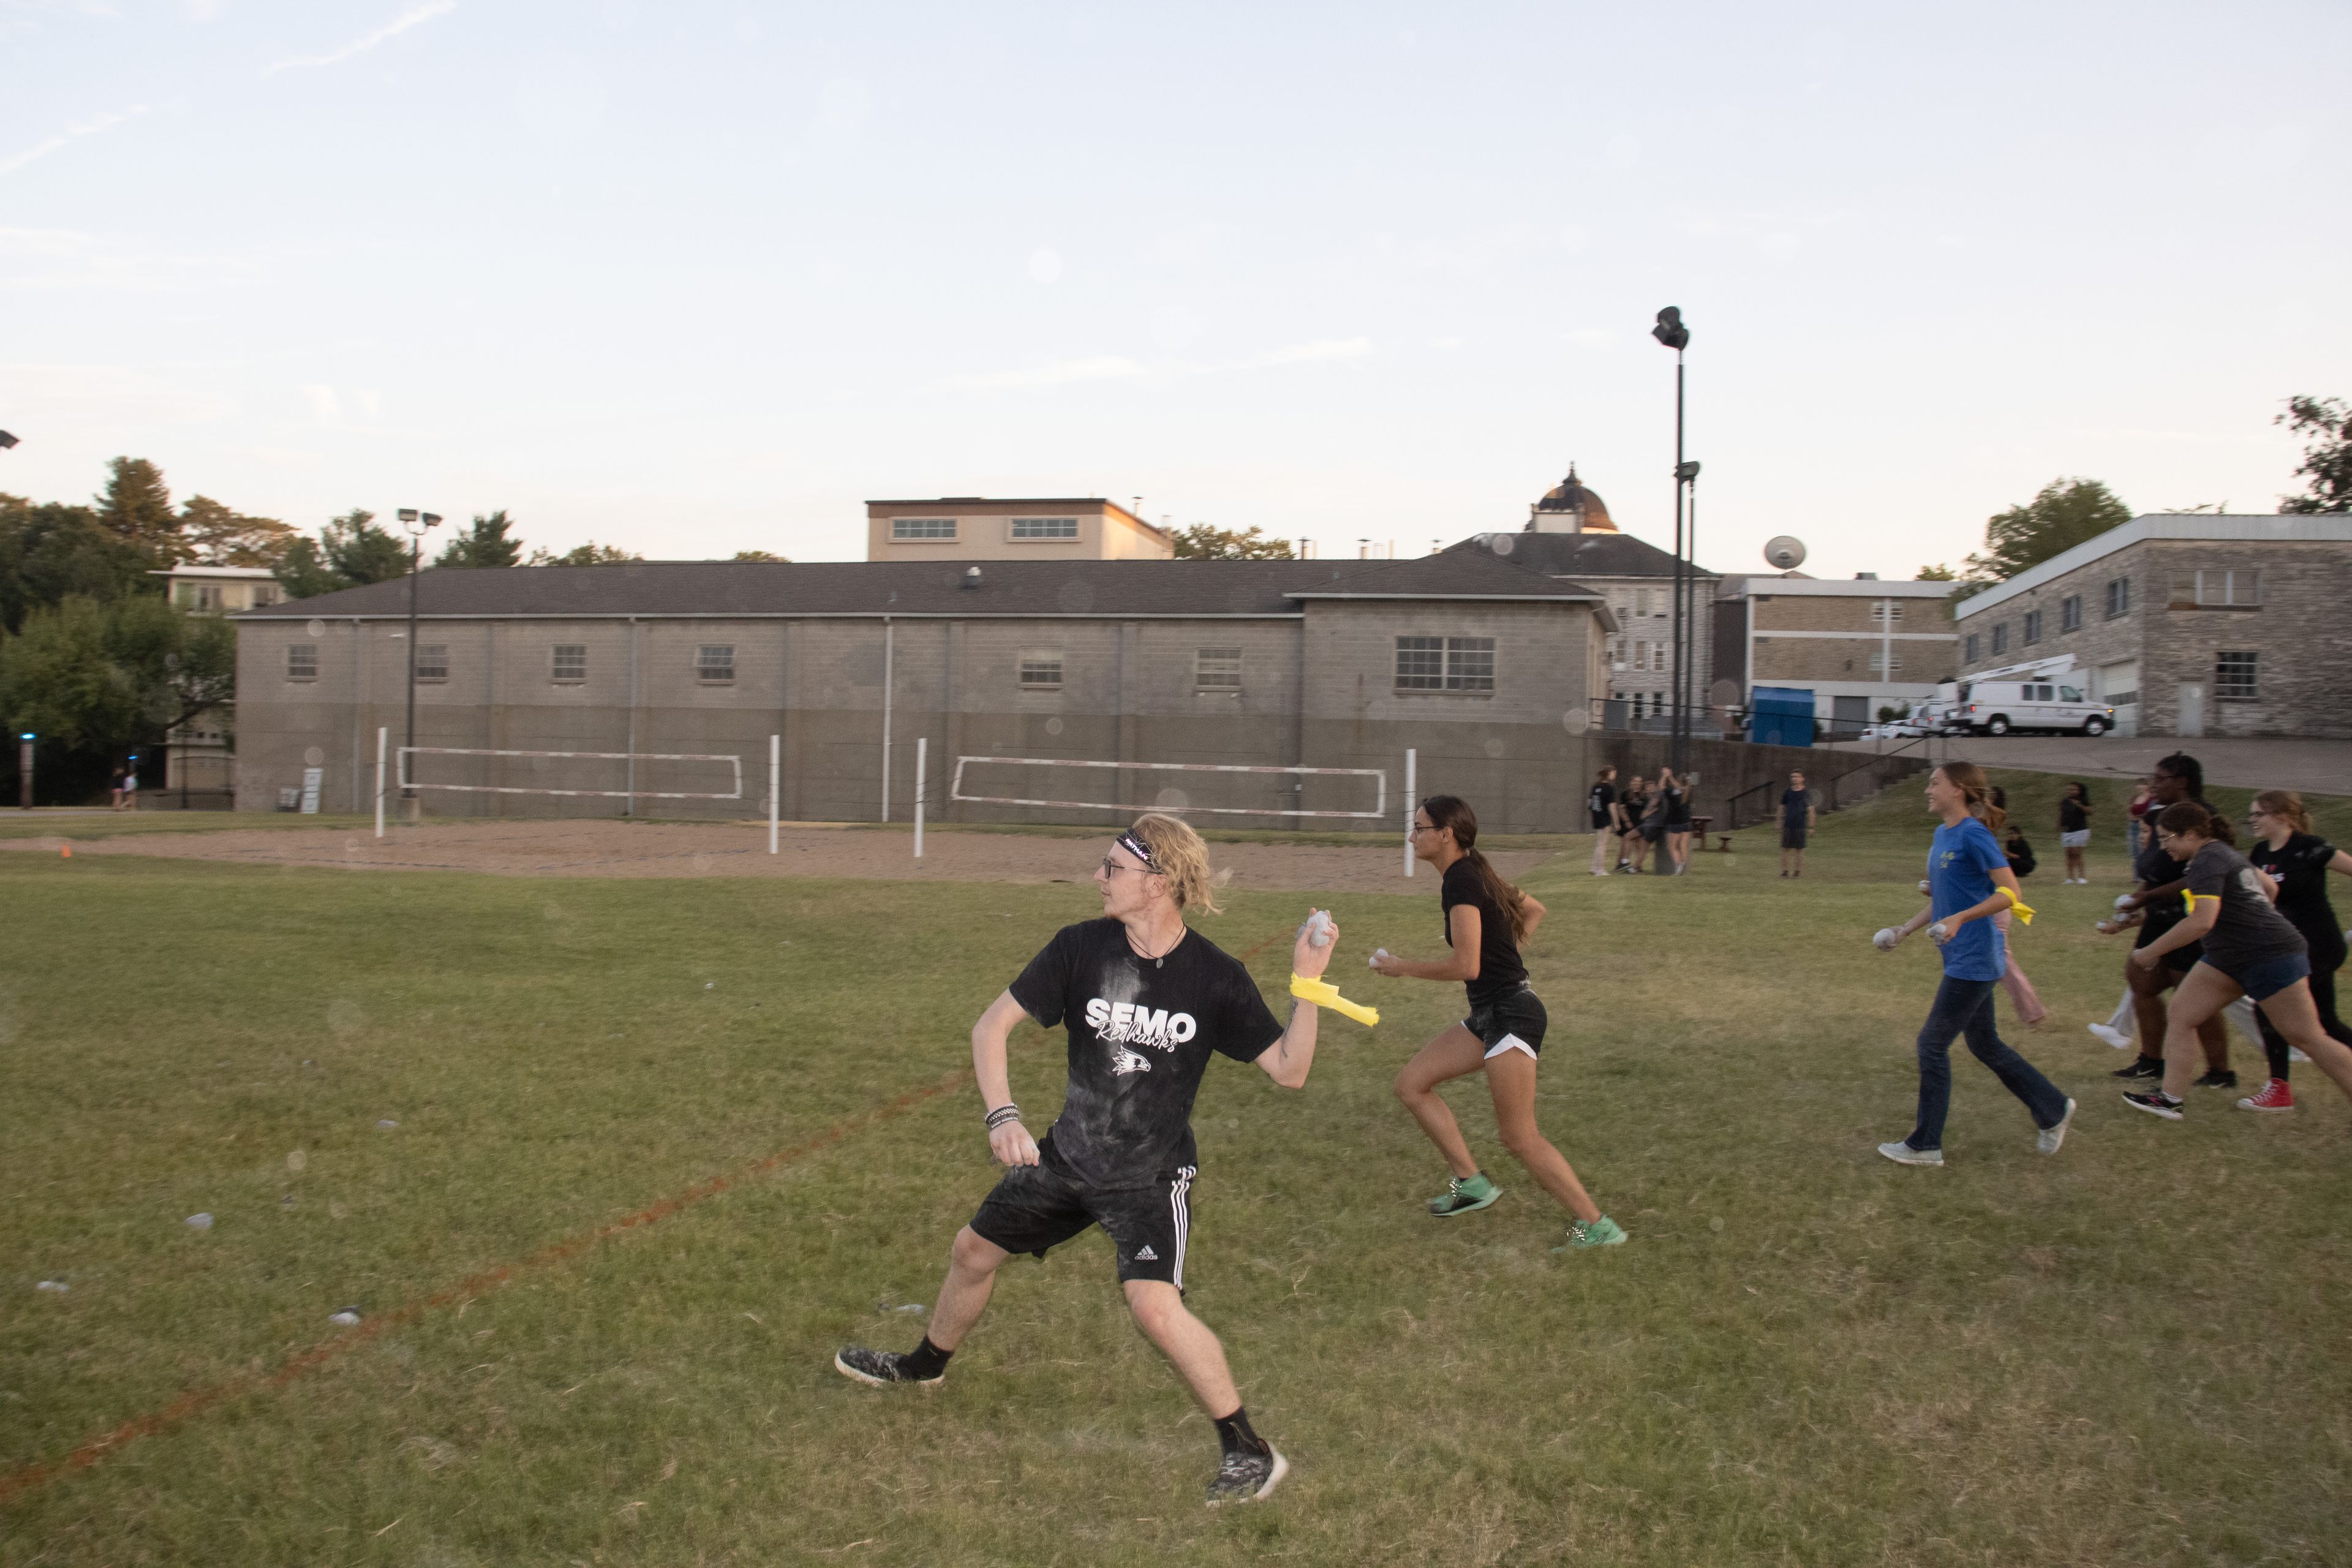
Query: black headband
1115 830 1158 870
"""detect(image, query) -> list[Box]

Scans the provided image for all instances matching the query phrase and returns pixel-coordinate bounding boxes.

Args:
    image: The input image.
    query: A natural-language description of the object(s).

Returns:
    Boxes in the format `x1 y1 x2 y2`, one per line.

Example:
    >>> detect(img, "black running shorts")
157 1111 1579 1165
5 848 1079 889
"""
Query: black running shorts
1463 986 1547 1060
969 1156 1195 1289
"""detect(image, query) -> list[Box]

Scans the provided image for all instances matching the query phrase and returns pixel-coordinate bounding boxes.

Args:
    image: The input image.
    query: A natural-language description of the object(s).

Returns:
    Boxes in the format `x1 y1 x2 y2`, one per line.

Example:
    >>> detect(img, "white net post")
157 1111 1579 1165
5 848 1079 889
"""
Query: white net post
914 737 926 859
1402 747 1416 876
767 734 779 854
375 728 387 840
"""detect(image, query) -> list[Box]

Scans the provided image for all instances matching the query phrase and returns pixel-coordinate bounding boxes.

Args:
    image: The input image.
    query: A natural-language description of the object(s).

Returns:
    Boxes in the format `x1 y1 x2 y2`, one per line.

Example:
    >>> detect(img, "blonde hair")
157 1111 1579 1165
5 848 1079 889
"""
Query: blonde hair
1936 761 2006 834
1127 812 1221 914
2253 790 2311 834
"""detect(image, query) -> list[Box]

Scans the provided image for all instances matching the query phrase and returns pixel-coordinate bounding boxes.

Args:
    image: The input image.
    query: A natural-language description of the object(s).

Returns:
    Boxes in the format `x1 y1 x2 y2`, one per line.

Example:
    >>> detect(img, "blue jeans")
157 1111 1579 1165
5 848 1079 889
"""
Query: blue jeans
1907 975 2070 1151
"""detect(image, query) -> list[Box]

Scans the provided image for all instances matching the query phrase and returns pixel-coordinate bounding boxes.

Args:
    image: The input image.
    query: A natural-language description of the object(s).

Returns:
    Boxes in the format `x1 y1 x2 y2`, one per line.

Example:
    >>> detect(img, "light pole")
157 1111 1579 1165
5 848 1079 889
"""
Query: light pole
1651 306 1693 771
396 508 442 810
17 732 31 810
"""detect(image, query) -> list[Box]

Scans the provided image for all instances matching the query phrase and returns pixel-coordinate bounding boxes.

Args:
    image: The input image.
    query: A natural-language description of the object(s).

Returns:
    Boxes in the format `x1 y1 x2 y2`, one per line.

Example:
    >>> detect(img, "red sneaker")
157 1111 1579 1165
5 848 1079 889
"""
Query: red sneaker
2236 1079 2294 1113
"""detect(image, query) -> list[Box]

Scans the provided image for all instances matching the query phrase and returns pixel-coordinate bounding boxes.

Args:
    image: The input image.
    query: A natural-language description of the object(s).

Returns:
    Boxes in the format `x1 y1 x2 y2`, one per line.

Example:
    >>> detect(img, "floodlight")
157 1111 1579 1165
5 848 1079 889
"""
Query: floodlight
1651 306 1690 351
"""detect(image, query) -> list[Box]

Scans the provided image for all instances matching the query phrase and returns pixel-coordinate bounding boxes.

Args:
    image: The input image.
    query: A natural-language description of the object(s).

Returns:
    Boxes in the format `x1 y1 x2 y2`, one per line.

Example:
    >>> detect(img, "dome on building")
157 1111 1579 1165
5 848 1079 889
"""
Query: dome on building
1528 464 1616 533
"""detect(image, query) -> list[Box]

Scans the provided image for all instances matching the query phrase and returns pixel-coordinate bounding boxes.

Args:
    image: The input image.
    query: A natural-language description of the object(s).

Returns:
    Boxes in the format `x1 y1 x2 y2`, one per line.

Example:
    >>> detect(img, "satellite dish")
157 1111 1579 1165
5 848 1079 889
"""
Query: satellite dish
1763 535 1807 571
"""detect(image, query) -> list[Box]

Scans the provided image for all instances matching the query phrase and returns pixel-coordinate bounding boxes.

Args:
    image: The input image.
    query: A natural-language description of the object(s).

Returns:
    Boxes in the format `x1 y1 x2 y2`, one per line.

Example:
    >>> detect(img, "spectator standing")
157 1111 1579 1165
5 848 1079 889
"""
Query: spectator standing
115 764 137 813
2058 782 2092 883
1663 769 1696 874
1779 771 1815 878
1587 767 1620 876
108 766 127 811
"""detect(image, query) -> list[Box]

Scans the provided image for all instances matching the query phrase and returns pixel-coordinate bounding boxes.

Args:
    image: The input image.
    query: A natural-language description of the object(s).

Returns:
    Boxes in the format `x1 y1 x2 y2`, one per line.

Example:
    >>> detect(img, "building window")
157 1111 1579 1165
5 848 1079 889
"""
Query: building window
2215 650 2259 701
1017 650 1063 688
2060 595 2082 633
1395 635 1494 692
285 644 317 681
1194 647 1242 690
1870 601 1904 625
552 644 587 683
1964 633 1980 663
2170 568 2262 608
696 644 735 684
1869 651 1902 674
891 517 957 540
2022 609 2043 644
176 581 224 611
2105 577 2130 618
415 644 448 682
1009 517 1080 540
1990 624 2008 655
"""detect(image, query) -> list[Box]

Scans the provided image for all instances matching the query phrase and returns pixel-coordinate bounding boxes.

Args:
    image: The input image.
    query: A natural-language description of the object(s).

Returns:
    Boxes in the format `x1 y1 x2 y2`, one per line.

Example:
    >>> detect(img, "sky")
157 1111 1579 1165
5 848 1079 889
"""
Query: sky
3 1 2346 576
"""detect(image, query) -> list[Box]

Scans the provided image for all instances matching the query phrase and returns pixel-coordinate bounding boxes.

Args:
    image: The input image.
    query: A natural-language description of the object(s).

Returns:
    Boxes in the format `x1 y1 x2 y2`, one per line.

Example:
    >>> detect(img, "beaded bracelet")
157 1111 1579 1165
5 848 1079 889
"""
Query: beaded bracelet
984 1104 1022 1131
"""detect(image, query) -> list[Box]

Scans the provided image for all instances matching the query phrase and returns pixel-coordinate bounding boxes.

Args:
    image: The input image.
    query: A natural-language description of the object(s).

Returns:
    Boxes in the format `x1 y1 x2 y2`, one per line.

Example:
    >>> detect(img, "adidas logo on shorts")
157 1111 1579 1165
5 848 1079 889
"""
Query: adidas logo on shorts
1133 1246 1158 1261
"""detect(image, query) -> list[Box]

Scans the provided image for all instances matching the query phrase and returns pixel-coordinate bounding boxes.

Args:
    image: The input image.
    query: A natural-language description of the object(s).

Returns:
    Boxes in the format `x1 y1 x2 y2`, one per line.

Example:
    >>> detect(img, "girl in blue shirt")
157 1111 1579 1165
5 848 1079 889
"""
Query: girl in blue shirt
1871 763 2076 1166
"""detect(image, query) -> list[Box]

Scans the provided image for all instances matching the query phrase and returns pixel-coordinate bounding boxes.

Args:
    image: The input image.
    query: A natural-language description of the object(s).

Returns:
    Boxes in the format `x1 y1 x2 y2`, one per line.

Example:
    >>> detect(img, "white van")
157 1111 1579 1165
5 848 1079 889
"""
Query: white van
1953 680 2116 736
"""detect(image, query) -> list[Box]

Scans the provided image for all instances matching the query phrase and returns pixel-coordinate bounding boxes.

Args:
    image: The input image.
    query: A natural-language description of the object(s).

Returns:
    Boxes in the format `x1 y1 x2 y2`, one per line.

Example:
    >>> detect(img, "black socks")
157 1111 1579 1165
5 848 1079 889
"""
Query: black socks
1212 1406 1267 1458
900 1336 952 1381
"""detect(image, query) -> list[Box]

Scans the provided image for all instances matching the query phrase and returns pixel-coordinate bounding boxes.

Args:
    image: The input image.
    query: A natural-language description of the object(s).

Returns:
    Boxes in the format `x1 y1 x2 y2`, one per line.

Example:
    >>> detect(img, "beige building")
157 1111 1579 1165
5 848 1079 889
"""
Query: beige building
149 565 284 801
865 497 1173 562
1714 575 1961 737
154 564 285 612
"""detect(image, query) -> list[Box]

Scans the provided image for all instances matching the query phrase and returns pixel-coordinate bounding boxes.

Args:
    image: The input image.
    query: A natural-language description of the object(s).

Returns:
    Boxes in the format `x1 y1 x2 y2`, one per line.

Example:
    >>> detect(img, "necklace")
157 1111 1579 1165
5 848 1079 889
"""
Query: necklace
1127 923 1183 968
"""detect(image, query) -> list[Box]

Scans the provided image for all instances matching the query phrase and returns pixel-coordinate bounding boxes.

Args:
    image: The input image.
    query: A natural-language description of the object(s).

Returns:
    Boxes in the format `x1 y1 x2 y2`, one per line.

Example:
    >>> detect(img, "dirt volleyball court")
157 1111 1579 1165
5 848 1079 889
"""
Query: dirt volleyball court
6 817 1558 894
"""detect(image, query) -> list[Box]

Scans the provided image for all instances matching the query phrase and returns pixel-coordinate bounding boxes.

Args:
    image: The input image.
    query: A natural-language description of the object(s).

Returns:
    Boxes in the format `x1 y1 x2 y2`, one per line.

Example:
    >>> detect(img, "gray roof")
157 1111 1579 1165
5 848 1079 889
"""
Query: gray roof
1446 529 1717 580
236 548 1608 622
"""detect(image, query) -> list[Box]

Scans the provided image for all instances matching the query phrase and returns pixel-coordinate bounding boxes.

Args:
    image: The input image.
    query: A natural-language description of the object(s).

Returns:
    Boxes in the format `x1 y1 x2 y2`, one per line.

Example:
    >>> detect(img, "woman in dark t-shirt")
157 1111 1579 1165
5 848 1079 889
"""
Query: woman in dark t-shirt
2057 782 2092 884
2238 790 2352 1111
1373 795 1627 1251
2124 801 2352 1121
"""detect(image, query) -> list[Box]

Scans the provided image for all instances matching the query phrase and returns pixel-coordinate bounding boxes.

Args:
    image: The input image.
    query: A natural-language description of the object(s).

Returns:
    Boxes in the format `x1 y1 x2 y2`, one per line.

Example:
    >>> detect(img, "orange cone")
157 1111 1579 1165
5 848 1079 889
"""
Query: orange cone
60 844 72 858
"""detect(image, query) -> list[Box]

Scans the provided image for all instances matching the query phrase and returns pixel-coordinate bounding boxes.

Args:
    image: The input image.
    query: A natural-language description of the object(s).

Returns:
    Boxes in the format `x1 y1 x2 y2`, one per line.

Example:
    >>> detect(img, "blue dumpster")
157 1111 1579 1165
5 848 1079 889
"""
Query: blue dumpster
1749 686 1815 748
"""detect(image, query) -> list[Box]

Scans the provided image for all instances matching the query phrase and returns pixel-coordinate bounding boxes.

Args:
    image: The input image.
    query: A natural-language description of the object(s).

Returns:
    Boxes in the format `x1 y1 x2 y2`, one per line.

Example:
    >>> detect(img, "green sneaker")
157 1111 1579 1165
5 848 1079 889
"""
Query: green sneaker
1553 1215 1628 1251
1428 1172 1503 1216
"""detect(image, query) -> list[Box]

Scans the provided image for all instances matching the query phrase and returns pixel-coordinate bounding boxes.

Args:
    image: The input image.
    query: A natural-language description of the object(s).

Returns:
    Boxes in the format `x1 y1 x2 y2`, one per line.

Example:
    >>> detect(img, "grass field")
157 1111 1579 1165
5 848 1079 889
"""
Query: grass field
4 770 2350 1566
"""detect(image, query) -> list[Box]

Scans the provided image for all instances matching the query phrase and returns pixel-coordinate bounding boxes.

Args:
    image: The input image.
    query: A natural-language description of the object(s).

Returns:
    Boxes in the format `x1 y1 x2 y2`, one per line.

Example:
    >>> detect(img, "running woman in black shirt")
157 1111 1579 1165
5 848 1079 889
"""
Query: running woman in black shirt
2108 754 2234 1085
832 812 1338 1507
2124 801 2352 1120
1374 795 1627 1250
2238 790 2352 1112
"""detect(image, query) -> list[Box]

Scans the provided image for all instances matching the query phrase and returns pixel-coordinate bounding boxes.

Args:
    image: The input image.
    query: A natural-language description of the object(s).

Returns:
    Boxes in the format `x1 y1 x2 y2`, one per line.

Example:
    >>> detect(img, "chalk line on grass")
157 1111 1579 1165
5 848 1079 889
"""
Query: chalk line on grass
0 1066 974 1507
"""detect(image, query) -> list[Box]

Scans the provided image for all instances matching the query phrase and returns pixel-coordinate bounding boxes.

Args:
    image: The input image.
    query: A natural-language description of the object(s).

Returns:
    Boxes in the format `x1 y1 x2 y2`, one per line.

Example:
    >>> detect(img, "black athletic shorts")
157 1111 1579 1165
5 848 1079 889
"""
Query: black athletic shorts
969 1154 1195 1289
1781 824 1808 849
2137 913 2202 973
1463 986 1547 1060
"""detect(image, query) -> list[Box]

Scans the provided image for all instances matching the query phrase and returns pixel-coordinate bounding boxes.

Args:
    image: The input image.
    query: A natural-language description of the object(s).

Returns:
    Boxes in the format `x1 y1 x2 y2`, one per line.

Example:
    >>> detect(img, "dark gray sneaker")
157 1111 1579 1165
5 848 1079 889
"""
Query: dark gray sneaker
1205 1444 1289 1507
832 1346 943 1387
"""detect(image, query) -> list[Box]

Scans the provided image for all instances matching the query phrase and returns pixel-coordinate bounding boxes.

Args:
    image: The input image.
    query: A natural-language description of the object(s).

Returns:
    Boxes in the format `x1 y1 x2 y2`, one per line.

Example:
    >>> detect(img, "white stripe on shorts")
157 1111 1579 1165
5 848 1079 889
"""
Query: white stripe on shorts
1483 1034 1537 1061
1169 1166 1195 1289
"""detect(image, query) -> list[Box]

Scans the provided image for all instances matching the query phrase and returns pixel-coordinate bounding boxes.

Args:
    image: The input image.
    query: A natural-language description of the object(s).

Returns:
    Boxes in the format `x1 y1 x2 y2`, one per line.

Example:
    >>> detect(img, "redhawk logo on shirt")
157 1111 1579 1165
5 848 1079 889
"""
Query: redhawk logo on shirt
1083 997 1198 1051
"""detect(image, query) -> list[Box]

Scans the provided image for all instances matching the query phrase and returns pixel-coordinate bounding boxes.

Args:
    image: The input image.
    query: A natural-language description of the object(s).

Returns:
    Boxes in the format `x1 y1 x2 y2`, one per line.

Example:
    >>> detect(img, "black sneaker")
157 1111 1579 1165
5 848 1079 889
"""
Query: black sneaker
832 1346 943 1387
2122 1090 2185 1121
2192 1069 2238 1090
2113 1057 2165 1080
1205 1444 1289 1507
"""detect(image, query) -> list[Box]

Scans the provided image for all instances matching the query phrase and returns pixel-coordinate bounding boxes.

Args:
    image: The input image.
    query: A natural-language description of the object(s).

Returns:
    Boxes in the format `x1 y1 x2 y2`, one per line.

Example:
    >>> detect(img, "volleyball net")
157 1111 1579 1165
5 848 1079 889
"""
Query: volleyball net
948 755 1389 821
394 745 745 802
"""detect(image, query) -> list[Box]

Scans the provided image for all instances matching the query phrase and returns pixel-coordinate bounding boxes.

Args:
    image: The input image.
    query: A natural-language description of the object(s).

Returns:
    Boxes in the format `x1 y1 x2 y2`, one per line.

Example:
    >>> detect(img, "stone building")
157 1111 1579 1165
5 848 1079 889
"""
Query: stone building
1952 513 2352 739
865 496 1173 562
1713 575 1961 736
230 550 1621 832
1446 466 1716 726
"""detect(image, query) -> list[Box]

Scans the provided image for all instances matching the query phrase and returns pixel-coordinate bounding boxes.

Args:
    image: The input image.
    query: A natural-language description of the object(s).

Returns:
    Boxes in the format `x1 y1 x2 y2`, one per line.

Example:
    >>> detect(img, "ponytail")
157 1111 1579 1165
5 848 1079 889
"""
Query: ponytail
1419 794 1529 944
1937 761 2006 835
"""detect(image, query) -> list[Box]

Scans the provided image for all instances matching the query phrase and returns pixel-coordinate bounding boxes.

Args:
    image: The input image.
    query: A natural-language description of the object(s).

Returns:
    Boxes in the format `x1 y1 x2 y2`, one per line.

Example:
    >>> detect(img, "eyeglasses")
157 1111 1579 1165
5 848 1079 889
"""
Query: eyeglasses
1098 856 1152 876
1408 823 1437 836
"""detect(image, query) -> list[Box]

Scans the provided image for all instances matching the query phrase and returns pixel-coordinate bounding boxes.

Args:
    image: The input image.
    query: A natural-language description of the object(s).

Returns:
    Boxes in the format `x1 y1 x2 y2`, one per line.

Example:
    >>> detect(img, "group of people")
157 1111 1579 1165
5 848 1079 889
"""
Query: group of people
836 801 1620 1507
829 755 2347 1509
1586 765 1695 875
1874 754 2352 1164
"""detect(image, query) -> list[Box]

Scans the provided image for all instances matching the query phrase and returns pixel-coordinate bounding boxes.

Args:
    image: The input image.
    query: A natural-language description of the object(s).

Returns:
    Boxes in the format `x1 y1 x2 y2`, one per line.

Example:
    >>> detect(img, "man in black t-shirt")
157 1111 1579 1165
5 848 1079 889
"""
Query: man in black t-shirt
1778 771 1815 878
1587 767 1620 876
833 813 1337 1508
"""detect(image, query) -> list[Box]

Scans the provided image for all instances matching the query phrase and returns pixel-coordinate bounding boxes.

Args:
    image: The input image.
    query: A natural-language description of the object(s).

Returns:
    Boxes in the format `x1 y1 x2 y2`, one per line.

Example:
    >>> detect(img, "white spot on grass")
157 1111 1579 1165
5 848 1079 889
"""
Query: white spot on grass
36 1280 69 1293
330 1307 362 1325
185 1212 213 1231
376 1119 398 1131
285 1149 307 1173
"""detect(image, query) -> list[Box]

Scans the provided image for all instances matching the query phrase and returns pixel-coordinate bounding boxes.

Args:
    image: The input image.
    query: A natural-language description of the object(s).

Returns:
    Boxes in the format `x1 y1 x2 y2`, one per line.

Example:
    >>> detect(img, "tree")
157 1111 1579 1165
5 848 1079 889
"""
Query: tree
1 494 153 633
436 510 526 568
730 549 791 562
0 594 234 757
1963 478 2130 584
1914 563 1957 581
274 510 413 598
92 456 186 566
527 541 643 565
2277 394 2352 513
179 495 298 568
1169 523 1294 560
